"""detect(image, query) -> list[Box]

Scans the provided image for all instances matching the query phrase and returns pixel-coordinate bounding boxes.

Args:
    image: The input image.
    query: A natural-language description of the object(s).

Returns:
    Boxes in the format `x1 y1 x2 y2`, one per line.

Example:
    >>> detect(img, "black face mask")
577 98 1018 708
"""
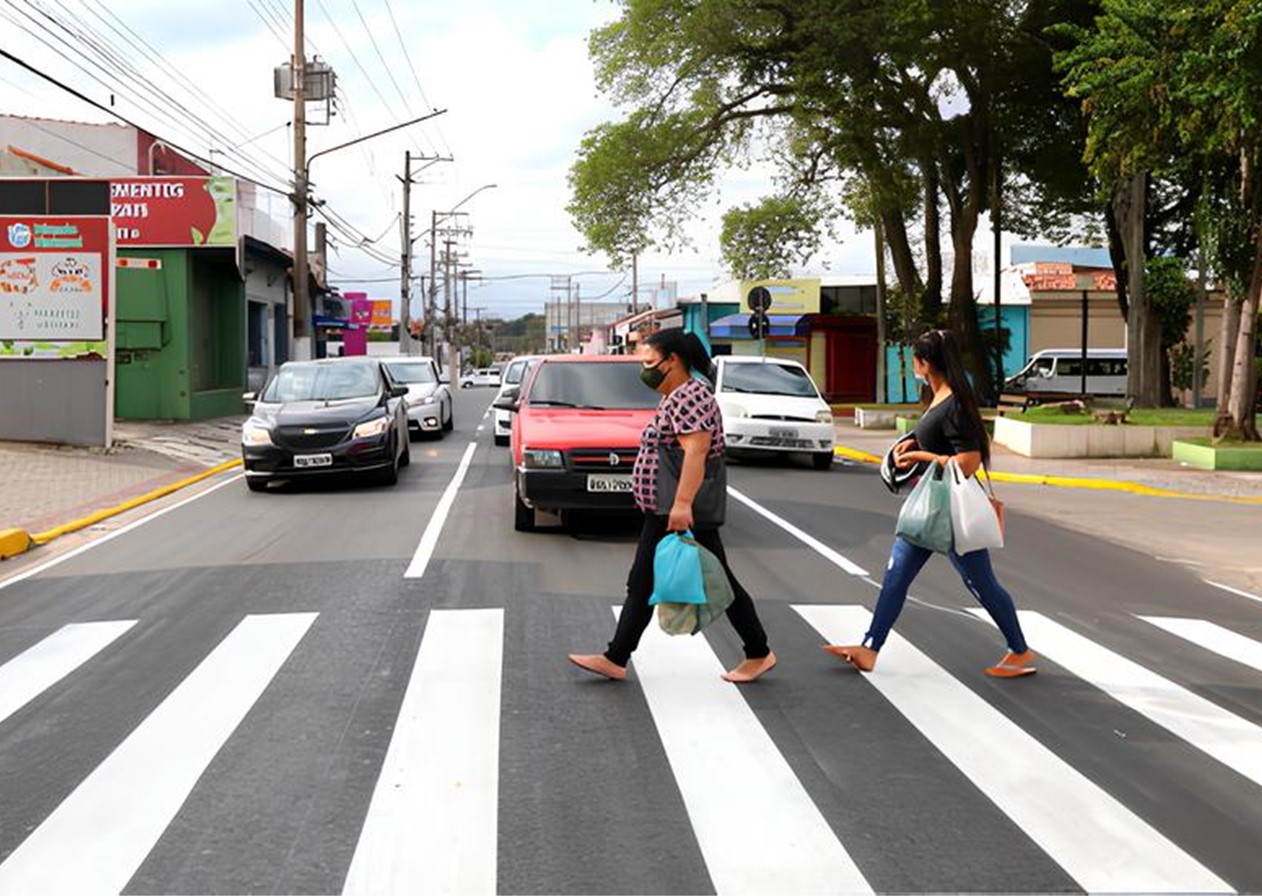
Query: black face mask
640 358 669 390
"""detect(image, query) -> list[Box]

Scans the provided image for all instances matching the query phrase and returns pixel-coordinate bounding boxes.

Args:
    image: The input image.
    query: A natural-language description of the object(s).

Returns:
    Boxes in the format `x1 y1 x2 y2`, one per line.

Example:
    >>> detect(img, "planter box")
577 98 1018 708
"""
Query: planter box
1172 439 1262 471
854 407 899 429
896 415 919 435
993 417 1209 458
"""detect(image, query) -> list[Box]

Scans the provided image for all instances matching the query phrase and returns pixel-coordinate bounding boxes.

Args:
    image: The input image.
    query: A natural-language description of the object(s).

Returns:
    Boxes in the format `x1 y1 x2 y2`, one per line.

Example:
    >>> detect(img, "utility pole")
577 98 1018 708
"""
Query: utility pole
291 0 309 359
631 252 639 312
399 151 413 356
575 281 582 352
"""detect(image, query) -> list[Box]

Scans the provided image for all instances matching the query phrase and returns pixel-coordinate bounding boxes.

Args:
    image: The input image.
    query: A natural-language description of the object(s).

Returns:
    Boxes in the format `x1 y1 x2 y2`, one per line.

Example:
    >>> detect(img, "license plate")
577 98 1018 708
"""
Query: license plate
587 474 632 493
769 427 799 438
294 453 333 468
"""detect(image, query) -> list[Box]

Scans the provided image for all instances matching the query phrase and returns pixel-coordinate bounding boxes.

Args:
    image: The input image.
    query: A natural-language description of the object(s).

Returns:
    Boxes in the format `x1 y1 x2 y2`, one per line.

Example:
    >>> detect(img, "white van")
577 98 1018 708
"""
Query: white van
1005 348 1127 398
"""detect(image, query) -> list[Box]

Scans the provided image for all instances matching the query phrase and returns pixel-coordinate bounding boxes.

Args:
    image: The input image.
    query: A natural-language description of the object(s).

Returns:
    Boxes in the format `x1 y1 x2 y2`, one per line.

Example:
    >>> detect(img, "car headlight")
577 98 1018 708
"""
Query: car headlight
522 448 563 469
815 409 834 424
242 419 273 446
353 416 391 439
414 394 436 405
725 404 749 419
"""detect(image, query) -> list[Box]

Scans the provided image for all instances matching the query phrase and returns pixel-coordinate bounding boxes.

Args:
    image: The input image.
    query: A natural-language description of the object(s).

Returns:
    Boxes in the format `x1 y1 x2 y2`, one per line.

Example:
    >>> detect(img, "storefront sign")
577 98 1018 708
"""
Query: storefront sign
740 278 821 314
110 176 236 247
0 215 111 353
370 299 393 330
1022 262 1077 291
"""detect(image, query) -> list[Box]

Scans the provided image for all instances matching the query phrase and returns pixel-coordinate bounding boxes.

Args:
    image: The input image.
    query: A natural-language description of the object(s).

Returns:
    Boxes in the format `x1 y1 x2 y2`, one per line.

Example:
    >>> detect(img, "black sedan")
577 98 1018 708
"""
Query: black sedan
241 357 411 491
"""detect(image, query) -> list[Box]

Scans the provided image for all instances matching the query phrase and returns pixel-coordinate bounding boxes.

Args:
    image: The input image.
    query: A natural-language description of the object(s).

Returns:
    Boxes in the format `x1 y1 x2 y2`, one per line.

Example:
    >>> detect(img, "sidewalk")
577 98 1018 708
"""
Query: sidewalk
0 417 243 546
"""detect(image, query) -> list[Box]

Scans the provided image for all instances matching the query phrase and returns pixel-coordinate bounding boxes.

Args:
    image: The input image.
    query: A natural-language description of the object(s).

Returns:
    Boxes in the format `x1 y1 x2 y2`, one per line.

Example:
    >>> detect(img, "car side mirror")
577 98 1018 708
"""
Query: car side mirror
389 384 409 399
439 373 450 384
492 387 520 412
242 391 257 405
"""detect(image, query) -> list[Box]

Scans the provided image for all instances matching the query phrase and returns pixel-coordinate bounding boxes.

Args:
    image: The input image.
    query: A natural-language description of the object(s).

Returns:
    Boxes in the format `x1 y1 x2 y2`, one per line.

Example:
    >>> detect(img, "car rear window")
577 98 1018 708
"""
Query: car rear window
721 362 819 398
383 361 436 384
526 362 658 410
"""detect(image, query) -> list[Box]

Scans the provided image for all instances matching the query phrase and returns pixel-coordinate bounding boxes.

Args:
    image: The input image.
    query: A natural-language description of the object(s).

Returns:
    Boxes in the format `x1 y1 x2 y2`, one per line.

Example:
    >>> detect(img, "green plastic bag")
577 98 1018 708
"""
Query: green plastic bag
656 534 736 636
894 463 953 553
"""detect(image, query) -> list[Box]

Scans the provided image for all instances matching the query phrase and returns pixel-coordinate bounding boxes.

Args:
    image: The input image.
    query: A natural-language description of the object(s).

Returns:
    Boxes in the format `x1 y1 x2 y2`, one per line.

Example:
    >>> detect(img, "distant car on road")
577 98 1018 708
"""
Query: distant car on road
713 355 835 470
495 355 656 531
379 355 453 439
241 357 410 492
493 355 541 446
460 367 502 388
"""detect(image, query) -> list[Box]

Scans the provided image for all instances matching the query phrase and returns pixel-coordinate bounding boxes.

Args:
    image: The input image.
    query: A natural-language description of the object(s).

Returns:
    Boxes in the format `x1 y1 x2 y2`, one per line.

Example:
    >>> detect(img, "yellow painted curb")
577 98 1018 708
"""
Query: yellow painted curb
832 444 1262 506
28 458 243 547
0 527 33 561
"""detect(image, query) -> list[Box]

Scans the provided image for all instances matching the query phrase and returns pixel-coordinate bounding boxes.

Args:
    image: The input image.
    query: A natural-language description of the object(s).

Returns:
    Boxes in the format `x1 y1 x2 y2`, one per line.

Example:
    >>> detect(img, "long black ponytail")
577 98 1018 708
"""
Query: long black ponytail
912 329 990 465
644 328 715 383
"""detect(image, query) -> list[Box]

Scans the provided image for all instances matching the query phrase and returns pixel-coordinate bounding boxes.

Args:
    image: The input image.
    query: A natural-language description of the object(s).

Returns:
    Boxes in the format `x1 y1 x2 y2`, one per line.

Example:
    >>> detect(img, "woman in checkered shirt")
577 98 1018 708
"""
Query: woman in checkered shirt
569 330 776 683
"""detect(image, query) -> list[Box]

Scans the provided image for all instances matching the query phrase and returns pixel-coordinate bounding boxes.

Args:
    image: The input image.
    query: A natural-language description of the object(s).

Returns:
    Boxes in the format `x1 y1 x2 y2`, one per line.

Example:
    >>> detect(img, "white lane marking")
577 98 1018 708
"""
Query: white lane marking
0 612 316 896
726 487 868 577
343 608 503 896
1205 579 1262 607
1140 616 1262 675
797 605 1231 895
0 621 137 725
974 609 1262 792
0 473 243 593
624 607 872 895
404 441 478 579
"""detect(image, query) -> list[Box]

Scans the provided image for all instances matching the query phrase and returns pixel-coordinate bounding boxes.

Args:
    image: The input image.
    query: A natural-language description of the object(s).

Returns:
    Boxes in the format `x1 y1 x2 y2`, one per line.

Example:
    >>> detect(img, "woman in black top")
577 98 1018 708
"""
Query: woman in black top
824 329 1036 677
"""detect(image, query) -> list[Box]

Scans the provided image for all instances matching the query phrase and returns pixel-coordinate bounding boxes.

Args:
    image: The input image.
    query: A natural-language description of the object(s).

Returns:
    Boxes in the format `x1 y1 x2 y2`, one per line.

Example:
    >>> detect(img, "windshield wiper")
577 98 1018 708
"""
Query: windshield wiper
528 399 581 407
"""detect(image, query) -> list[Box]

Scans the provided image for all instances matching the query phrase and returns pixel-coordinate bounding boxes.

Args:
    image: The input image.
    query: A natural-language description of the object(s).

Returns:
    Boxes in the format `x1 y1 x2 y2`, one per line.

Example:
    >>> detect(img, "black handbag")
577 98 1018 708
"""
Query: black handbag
655 444 727 527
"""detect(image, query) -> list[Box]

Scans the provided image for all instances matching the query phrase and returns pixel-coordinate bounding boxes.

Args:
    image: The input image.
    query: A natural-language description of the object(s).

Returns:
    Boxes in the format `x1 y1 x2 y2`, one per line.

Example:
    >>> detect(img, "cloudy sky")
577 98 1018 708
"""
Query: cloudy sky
0 0 874 320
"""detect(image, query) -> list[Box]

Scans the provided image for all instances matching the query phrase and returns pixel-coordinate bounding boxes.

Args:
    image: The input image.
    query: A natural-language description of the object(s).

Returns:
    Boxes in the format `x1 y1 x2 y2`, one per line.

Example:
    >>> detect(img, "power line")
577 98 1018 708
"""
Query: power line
352 0 411 114
244 0 290 50
383 0 433 111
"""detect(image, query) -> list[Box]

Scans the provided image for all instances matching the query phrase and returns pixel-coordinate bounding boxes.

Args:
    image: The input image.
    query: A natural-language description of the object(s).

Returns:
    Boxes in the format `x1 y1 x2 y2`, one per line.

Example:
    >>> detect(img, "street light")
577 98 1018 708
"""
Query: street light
428 183 497 365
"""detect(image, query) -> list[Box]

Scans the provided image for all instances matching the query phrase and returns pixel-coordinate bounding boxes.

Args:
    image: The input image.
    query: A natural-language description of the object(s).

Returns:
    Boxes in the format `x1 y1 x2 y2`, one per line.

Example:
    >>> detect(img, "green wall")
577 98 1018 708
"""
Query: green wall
115 248 245 420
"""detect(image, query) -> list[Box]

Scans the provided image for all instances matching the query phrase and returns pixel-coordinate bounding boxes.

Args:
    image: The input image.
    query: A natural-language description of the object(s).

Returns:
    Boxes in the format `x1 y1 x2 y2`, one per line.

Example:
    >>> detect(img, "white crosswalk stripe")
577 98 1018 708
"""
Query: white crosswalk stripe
973 609 1262 792
1139 615 1262 675
344 608 504 896
0 613 316 896
0 621 136 726
624 607 872 896
797 605 1232 894
4 606 1262 894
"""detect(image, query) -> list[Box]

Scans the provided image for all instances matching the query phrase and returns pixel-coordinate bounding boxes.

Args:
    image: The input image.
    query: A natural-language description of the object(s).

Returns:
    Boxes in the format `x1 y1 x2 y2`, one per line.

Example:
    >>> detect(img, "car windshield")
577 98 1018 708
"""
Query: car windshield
721 362 819 398
526 362 658 410
383 361 436 384
263 363 379 402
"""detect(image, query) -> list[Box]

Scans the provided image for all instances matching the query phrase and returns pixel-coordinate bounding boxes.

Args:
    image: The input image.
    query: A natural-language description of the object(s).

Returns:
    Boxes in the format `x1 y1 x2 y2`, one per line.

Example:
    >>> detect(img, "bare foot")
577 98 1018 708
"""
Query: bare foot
568 653 627 681
822 644 877 672
721 651 777 683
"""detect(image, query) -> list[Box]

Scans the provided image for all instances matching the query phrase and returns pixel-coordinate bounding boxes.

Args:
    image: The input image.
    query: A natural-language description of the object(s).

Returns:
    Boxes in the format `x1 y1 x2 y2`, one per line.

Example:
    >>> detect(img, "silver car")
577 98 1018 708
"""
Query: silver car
380 356 454 439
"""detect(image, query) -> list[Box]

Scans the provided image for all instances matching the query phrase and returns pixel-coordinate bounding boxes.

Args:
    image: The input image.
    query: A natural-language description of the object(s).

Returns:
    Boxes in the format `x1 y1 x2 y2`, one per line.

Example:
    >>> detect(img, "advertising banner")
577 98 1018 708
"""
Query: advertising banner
0 215 111 358
740 278 821 314
370 299 393 330
111 176 236 247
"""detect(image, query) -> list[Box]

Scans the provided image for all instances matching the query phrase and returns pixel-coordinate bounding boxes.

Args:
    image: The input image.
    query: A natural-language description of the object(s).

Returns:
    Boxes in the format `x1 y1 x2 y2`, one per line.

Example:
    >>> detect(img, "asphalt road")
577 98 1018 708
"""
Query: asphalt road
1 390 1260 895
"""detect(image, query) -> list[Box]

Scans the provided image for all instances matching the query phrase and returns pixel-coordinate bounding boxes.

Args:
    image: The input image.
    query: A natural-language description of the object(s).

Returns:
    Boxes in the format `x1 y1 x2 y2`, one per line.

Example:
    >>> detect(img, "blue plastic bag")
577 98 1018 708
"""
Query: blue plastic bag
648 532 707 606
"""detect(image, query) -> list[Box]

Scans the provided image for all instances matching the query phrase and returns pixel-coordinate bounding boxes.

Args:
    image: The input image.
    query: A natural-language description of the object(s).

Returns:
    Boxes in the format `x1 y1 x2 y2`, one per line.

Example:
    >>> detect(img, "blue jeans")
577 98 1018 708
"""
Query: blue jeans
864 537 1028 653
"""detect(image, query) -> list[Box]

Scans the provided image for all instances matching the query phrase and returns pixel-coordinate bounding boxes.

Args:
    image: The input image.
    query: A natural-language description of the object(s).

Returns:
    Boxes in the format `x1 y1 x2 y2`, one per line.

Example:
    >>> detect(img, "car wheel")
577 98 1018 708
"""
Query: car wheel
246 477 268 493
442 401 454 431
812 451 834 471
513 484 536 532
400 436 411 468
494 434 509 447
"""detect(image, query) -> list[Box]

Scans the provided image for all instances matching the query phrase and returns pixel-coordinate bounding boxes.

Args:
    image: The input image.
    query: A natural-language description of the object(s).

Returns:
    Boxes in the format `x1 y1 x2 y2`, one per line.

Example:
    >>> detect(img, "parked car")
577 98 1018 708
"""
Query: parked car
380 355 453 439
713 355 835 470
493 355 541 446
241 357 410 492
1004 348 1127 399
460 367 502 388
495 355 656 531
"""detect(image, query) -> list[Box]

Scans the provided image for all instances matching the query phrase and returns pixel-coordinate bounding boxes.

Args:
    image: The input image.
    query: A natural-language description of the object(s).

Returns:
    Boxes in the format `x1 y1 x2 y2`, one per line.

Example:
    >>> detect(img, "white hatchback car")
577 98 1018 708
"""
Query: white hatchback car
713 356 835 469
460 367 502 388
493 355 541 446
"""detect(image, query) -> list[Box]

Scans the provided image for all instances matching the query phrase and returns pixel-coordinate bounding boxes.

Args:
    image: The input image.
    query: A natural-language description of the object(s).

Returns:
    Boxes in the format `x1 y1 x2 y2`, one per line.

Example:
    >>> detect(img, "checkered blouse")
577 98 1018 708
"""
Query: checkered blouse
631 377 725 513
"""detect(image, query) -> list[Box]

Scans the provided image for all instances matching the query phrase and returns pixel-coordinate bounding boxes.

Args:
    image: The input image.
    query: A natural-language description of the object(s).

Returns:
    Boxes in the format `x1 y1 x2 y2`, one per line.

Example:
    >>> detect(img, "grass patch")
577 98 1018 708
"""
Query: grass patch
1177 436 1262 450
1015 406 1216 427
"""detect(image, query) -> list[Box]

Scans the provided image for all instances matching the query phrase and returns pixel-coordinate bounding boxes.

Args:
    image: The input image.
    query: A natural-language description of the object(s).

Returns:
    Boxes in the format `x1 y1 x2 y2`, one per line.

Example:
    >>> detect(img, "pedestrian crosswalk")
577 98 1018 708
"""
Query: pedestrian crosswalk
0 604 1259 894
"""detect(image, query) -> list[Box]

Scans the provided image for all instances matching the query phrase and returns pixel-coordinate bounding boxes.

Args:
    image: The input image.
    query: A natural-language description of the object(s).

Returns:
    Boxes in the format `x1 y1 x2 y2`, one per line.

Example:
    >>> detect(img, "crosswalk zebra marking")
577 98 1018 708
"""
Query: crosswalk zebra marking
0 621 136 727
343 608 503 896
0 612 316 896
1139 616 1262 675
797 604 1231 894
974 609 1262 792
623 607 873 896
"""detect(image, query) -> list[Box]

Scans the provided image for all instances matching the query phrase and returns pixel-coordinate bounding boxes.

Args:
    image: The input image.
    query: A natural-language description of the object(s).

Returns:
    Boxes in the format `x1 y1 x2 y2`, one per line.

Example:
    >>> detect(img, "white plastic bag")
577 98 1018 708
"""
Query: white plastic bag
947 459 1004 554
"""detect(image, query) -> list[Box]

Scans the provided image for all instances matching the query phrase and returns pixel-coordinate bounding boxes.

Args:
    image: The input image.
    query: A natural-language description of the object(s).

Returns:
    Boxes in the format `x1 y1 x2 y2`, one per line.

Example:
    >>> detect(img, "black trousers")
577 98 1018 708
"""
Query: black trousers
604 513 771 667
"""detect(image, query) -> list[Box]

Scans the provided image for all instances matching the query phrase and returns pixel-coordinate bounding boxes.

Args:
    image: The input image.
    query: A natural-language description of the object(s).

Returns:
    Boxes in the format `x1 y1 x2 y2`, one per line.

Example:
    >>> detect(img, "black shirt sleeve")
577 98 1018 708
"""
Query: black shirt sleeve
941 398 980 454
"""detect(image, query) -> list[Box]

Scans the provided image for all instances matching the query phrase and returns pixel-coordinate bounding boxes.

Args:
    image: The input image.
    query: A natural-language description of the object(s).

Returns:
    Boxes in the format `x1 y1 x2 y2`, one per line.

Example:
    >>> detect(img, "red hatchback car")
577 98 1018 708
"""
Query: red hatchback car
496 355 658 531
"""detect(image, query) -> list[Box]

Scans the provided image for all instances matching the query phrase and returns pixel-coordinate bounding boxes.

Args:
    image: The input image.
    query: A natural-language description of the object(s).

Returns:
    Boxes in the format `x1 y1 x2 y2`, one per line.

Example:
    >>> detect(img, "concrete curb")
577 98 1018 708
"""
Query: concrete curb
831 444 1262 506
0 458 242 562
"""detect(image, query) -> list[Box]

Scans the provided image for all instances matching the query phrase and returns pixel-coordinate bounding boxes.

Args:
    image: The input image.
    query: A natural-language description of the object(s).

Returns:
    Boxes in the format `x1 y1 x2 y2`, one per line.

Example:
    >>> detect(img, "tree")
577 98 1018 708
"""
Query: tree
1058 0 1261 436
1146 257 1197 405
718 195 827 279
